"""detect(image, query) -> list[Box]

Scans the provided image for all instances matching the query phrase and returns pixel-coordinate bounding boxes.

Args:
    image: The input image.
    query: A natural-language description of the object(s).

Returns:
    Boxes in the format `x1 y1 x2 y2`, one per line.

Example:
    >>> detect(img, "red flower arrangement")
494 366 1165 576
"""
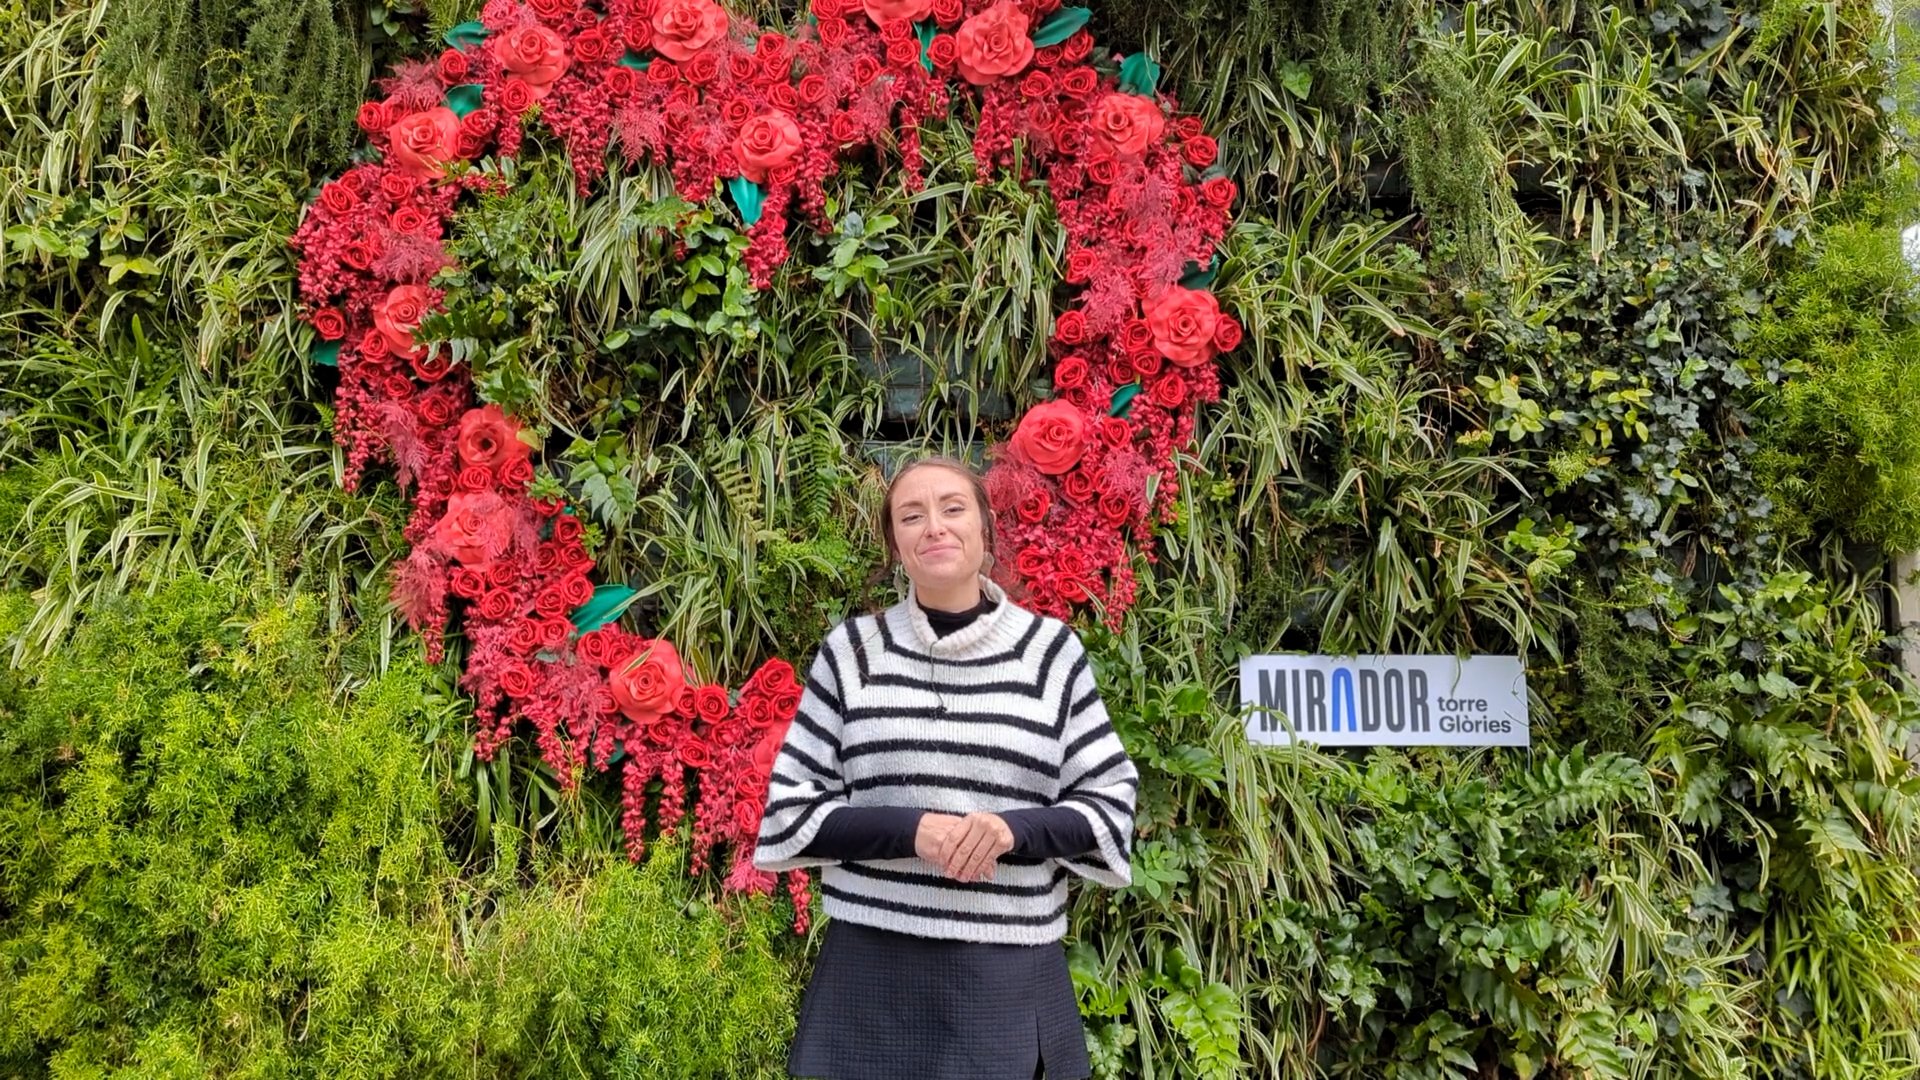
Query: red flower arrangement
289 0 1242 929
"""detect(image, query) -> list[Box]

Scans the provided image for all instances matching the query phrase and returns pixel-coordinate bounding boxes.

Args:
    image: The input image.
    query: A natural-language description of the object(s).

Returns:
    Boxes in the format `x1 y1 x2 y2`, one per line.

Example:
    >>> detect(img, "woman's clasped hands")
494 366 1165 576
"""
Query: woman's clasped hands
914 812 1013 883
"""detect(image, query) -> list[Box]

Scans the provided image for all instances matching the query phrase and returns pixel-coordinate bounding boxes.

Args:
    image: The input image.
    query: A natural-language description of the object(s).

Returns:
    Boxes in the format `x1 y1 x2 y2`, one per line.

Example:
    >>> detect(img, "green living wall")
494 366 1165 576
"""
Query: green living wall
4 0 1920 1074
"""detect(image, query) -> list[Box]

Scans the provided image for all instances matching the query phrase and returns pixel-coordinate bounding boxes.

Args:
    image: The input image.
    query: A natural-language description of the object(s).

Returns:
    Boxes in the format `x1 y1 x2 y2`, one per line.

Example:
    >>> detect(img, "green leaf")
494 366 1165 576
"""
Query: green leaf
445 83 486 118
1180 253 1222 289
1278 60 1312 100
443 20 489 51
1118 52 1160 96
1109 382 1142 417
311 340 341 367
726 176 765 227
914 21 937 74
1030 6 1090 46
619 50 651 71
570 584 639 636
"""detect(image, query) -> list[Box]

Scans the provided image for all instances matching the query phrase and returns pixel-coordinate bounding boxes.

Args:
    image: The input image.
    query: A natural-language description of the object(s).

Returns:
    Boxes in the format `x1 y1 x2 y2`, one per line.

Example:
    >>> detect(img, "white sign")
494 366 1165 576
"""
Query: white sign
1239 654 1529 747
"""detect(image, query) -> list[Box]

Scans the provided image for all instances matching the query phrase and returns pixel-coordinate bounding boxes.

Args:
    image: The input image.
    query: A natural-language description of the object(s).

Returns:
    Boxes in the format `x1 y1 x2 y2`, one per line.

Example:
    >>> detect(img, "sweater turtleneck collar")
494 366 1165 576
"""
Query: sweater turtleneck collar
901 575 1020 655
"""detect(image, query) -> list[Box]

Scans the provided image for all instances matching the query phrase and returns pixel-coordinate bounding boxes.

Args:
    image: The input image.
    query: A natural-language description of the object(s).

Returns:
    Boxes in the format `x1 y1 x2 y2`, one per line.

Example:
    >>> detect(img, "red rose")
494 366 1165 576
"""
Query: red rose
605 66 637 96
411 350 453 383
374 284 438 358
488 561 520 589
576 628 612 666
1104 356 1134 385
553 514 584 543
538 617 571 647
319 181 359 215
735 110 802 183
885 38 921 68
1064 249 1096 284
926 34 958 70
498 77 537 116
499 457 534 488
390 206 434 235
534 544 564 575
457 465 493 492
1172 115 1203 139
1059 66 1097 98
479 588 520 621
679 736 714 770
492 25 570 96
1054 355 1090 390
611 639 688 724
853 54 883 84
1149 372 1189 408
534 584 570 617
432 491 511 565
1200 175 1237 210
357 327 389 360
864 0 932 24
1052 309 1089 345
1097 491 1131 526
382 373 414 400
694 684 731 723
1019 70 1054 98
760 659 799 697
498 661 539 699
795 75 828 106
1145 286 1222 368
954 2 1033 85
379 172 418 202
1015 488 1051 524
649 59 680 84
451 567 488 599
497 620 537 656
1061 468 1098 504
768 83 799 113
574 27 613 64
560 573 593 607
814 0 844 17
1131 346 1164 378
528 0 572 22
1182 135 1218 168
311 307 347 341
387 108 462 178
774 689 800 715
757 31 789 57
1087 158 1118 186
817 15 848 45
1061 28 1092 62
931 0 962 23
1096 416 1131 448
417 393 457 428
831 113 862 145
1213 313 1243 352
651 0 727 61
437 49 470 84
685 50 721 84
1091 92 1165 157
720 97 752 125
624 17 654 51
357 101 393 134
455 404 534 470
1010 400 1089 475
879 17 912 40
1015 545 1049 577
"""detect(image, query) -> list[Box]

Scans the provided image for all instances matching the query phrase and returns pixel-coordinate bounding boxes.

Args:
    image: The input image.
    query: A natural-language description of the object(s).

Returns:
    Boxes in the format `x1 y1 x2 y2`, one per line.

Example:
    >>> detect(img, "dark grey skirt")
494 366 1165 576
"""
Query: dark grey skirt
788 919 1093 1080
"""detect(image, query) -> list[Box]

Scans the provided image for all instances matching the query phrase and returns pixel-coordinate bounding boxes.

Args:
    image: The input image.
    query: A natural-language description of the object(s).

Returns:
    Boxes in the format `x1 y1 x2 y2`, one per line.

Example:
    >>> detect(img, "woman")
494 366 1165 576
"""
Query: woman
754 455 1139 1080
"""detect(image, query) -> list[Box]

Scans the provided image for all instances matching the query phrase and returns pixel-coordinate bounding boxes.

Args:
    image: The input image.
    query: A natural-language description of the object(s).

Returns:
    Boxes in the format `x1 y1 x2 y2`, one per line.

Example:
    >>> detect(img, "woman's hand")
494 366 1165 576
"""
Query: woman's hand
914 812 962 864
936 812 1015 882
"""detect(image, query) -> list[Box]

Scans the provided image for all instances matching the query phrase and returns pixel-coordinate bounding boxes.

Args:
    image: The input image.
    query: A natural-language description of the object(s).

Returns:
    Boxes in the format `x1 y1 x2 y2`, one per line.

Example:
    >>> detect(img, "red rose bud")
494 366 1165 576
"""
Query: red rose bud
310 308 348 340
508 620 543 654
1061 28 1092 62
817 16 848 46
1051 309 1089 345
488 560 520 589
1181 135 1219 168
1173 115 1204 140
686 50 721 84
1097 416 1131 447
695 684 731 723
499 457 535 488
1059 66 1098 98
318 181 359 215
1020 70 1054 99
553 514 585 543
451 567 488 599
457 465 494 492
1149 372 1189 408
357 101 393 134
479 588 520 621
574 28 613 64
885 38 921 69
539 617 571 647
1213 313 1243 352
437 49 470 84
1200 175 1237 210
1016 488 1052 524
499 77 538 116
411 350 454 383
931 0 962 22
1054 355 1090 390
926 34 958 70
1061 468 1097 503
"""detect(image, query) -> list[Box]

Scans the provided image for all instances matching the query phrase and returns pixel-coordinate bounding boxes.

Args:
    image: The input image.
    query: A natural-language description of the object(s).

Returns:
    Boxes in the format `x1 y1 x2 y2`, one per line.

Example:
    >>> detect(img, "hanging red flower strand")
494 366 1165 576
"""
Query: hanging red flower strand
290 0 1240 930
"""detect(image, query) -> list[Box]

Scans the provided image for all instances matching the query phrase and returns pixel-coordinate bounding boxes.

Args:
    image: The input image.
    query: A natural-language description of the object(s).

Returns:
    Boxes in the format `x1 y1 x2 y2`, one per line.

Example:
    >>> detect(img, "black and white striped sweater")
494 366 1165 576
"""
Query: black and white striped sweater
753 577 1138 945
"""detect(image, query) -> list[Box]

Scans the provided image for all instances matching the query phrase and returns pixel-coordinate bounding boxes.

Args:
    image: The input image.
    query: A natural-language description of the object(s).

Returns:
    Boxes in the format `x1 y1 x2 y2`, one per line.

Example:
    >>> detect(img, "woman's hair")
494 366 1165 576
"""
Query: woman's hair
878 455 997 574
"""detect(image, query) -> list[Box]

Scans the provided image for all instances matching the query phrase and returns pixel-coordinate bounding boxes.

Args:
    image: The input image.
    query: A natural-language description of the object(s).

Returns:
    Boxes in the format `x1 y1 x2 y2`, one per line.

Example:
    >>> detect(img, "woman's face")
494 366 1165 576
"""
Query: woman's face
889 465 987 594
